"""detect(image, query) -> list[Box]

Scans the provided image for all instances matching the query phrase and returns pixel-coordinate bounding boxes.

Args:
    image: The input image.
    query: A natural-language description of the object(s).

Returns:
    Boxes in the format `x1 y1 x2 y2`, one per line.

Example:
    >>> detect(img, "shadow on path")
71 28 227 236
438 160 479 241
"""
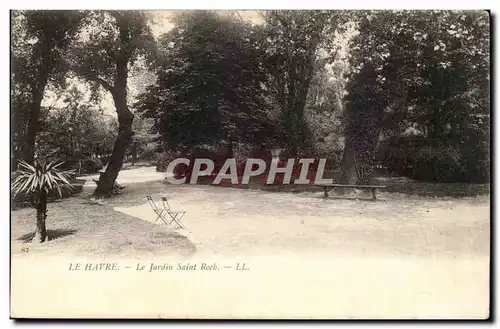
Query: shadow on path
18 229 78 243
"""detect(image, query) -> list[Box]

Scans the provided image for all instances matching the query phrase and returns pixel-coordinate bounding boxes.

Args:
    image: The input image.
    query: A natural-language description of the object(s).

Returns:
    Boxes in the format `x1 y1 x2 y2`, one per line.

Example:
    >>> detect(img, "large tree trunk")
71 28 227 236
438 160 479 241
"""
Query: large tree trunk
339 137 379 186
32 190 48 243
22 93 44 164
339 138 359 185
92 18 136 198
131 142 137 166
282 38 318 157
293 84 313 156
11 106 27 170
93 90 134 198
21 42 53 165
293 45 316 156
22 75 50 164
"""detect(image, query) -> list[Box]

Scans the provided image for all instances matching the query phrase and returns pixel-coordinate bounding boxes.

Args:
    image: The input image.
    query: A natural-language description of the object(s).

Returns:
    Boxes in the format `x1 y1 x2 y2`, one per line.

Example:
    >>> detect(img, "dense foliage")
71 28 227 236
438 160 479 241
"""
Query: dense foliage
11 10 490 189
11 10 84 166
136 11 277 154
342 10 490 183
36 87 117 173
67 11 158 197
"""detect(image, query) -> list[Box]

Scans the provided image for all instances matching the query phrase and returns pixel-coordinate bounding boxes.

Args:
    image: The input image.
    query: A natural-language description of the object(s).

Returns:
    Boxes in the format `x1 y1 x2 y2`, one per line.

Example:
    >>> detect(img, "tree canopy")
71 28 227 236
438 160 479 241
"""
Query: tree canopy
341 10 489 183
136 11 277 154
66 10 158 196
11 10 490 187
11 10 85 166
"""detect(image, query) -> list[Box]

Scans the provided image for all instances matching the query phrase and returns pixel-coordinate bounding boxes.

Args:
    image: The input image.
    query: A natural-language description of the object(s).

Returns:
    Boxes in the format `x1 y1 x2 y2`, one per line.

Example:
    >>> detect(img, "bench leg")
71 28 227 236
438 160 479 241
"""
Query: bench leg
323 187 329 198
371 188 376 201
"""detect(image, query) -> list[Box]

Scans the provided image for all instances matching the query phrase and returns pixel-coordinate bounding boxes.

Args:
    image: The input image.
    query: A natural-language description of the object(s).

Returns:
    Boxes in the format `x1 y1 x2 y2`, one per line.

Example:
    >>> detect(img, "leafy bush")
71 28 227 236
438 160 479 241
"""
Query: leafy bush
407 144 463 182
170 149 233 179
380 134 490 183
139 144 157 161
156 152 178 172
459 150 490 183
11 160 80 210
82 158 104 174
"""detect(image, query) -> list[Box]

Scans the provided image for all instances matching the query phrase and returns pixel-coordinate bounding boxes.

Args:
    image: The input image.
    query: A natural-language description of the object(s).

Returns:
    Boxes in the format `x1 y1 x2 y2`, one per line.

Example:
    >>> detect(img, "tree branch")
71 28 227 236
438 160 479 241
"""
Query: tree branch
84 73 115 93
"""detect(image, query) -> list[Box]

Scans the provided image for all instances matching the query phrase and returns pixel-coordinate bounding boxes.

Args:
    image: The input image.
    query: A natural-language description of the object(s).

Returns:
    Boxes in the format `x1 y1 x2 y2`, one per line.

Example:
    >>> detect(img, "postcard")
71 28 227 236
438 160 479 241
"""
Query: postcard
10 9 490 319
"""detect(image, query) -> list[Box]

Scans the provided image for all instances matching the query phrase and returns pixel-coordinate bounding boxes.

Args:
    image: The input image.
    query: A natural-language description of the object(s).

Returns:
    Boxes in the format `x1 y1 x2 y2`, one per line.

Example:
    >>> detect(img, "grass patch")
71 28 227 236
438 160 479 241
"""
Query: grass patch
184 171 490 198
11 195 196 257
371 176 490 198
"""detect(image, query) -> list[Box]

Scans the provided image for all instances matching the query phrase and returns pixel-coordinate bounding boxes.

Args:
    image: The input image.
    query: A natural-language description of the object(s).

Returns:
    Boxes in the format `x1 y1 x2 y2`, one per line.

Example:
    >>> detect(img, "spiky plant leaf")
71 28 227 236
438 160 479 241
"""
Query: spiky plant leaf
45 171 54 191
11 159 75 198
18 160 35 172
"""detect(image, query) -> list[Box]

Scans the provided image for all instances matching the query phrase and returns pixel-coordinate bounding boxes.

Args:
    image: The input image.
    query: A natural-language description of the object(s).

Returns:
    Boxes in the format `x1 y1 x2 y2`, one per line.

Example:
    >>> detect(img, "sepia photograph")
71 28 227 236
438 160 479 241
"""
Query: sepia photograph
9 8 491 319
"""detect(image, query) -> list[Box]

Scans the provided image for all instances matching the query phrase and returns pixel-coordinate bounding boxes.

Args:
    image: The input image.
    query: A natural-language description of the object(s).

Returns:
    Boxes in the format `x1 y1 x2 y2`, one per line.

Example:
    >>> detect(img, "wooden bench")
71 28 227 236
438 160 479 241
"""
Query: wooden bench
316 184 387 200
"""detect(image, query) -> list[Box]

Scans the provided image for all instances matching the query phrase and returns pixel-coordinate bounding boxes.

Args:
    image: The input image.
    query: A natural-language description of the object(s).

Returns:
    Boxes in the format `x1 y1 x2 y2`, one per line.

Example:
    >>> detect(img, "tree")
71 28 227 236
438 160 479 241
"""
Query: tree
262 10 342 156
67 11 156 197
12 160 74 243
340 10 490 183
136 11 277 155
304 58 346 162
11 10 84 167
340 63 387 184
403 11 490 182
128 115 159 165
36 86 117 173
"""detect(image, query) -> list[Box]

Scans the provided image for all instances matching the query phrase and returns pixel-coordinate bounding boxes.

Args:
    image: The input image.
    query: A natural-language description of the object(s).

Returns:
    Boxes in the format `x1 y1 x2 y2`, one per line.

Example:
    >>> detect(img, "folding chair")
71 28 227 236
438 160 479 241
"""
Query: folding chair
146 195 186 229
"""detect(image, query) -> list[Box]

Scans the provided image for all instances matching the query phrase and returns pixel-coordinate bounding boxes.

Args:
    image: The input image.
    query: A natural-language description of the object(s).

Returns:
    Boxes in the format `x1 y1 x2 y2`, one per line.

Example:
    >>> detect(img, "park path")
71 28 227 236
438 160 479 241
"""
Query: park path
14 166 490 318
83 167 491 259
98 167 490 318
77 165 168 188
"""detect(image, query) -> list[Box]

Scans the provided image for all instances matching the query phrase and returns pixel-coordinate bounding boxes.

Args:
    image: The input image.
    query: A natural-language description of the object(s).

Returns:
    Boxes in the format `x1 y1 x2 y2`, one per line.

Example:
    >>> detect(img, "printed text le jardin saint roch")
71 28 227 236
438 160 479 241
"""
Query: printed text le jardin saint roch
68 262 250 272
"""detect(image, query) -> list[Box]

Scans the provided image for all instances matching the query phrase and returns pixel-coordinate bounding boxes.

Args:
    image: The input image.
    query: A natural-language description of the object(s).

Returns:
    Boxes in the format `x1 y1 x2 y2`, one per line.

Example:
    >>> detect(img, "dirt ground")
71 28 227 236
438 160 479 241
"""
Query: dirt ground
11 166 491 319
105 180 490 259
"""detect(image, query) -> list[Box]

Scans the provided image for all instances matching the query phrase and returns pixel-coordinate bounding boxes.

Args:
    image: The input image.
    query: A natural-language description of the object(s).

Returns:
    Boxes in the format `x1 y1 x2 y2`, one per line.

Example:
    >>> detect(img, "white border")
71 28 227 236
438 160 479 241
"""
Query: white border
2 0 500 9
2 1 497 327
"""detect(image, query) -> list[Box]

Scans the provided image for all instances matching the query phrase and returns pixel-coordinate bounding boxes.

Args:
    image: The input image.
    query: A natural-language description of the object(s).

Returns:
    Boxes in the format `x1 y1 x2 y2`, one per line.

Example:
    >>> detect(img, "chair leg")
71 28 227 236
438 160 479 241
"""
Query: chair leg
323 187 328 198
168 213 178 227
155 211 166 224
158 214 171 226
176 213 186 228
371 188 376 201
168 212 186 229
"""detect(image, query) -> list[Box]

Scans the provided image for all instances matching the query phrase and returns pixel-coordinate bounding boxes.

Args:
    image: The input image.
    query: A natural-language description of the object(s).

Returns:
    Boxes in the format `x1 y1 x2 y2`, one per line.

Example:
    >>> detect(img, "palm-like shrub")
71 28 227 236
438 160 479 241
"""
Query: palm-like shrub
12 160 74 243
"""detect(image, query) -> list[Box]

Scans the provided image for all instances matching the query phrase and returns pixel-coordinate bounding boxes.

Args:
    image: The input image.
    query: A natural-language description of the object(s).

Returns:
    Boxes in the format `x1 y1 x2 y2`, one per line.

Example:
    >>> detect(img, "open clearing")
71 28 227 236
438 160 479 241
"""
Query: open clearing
108 181 490 259
11 167 490 318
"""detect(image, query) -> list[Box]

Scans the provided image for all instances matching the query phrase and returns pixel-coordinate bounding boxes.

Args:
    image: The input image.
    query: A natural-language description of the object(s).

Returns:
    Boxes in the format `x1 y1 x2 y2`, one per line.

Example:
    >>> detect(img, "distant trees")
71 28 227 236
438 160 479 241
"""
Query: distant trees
136 11 277 155
129 115 159 165
303 57 346 166
11 10 84 167
11 9 490 192
36 87 117 173
136 10 350 159
262 10 343 156
67 11 157 197
340 10 490 183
